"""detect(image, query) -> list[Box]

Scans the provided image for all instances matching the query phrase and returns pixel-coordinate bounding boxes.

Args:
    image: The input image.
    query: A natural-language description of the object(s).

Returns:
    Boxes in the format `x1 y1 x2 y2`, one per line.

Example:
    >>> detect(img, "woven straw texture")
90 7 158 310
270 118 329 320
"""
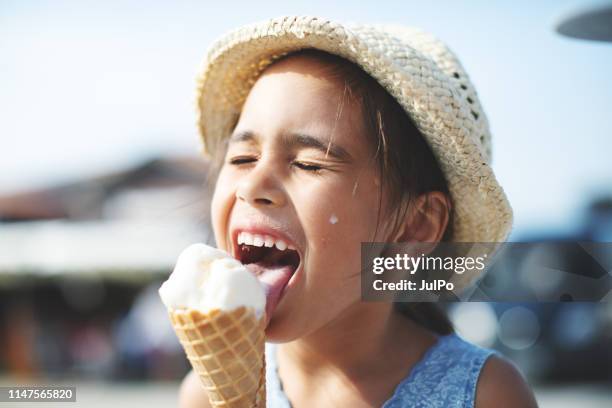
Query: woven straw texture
195 15 513 291
169 307 266 408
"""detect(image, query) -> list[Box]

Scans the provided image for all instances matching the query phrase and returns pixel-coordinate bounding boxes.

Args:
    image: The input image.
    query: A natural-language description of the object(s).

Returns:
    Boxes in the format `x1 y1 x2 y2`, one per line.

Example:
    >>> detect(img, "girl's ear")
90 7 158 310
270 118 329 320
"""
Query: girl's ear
392 192 451 243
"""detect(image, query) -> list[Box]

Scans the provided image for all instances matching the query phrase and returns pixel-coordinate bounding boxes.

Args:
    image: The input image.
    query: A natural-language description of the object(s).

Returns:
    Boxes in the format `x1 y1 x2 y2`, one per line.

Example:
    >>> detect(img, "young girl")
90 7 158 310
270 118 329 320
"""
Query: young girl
179 16 537 407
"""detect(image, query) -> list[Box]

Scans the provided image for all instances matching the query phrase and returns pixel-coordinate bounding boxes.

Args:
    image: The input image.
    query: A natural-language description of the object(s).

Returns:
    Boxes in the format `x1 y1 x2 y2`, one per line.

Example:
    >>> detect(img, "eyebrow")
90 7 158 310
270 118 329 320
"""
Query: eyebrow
229 129 352 162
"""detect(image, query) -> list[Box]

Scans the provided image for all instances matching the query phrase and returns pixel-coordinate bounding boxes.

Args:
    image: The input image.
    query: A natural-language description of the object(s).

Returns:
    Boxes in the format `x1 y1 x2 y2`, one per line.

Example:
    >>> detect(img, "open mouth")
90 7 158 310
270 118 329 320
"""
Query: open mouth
238 243 300 271
234 232 301 322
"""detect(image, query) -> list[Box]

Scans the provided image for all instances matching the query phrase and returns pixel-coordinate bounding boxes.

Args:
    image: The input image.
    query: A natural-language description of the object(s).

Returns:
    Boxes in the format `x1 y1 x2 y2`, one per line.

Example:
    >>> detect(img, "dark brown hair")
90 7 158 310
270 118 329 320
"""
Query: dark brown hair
208 48 455 335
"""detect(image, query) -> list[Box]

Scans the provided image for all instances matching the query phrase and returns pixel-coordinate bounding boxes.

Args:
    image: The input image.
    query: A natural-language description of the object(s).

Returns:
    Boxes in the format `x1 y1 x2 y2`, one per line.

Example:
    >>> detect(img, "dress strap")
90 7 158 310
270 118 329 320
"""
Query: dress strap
265 342 293 408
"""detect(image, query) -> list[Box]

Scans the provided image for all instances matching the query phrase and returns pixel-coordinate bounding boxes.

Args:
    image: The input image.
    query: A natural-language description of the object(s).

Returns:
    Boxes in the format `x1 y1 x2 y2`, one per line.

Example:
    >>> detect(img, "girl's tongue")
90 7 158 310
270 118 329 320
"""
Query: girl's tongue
243 263 295 324
238 243 300 325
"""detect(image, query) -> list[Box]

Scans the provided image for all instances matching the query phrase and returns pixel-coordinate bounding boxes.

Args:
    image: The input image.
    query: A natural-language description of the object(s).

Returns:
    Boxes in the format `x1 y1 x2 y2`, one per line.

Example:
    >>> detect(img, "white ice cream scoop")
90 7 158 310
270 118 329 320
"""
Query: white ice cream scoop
158 243 266 318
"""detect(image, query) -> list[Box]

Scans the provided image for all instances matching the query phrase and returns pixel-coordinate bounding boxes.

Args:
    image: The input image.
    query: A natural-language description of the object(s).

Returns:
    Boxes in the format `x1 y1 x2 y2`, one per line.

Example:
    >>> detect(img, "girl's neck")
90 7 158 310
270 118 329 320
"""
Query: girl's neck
278 302 438 381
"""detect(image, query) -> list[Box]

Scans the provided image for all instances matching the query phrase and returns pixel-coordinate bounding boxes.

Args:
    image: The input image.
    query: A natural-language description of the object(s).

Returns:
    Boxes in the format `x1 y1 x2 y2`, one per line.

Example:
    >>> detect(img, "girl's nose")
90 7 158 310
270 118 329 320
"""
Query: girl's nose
235 162 286 207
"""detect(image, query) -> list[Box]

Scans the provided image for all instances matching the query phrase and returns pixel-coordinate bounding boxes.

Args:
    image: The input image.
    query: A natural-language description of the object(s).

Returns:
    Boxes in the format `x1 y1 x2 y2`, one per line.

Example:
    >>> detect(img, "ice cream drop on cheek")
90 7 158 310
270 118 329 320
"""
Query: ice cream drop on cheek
244 263 295 324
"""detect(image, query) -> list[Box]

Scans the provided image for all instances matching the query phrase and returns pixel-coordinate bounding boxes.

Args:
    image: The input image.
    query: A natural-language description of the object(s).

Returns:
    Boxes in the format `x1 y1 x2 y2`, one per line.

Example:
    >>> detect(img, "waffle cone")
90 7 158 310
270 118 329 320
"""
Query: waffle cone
169 306 266 408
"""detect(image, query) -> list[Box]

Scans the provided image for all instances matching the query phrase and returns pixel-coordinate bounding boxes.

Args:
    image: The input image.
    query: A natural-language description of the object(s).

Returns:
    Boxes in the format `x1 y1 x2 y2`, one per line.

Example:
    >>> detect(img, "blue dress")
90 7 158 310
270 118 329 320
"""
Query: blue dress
265 332 500 407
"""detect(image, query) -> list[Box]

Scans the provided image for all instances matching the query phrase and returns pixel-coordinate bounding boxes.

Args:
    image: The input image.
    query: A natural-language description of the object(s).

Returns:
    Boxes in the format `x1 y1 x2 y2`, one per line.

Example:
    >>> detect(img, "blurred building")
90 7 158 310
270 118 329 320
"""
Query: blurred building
0 156 213 273
0 156 213 381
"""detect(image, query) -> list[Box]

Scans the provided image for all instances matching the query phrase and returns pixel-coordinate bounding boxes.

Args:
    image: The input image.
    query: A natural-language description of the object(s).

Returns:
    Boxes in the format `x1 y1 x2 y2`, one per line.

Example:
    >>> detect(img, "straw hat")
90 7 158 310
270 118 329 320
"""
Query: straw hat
195 16 513 290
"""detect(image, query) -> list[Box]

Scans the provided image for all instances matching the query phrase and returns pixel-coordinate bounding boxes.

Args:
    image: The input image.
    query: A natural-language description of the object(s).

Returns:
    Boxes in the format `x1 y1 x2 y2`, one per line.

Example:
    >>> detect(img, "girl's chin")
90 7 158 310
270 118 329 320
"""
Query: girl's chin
264 311 307 343
264 325 297 343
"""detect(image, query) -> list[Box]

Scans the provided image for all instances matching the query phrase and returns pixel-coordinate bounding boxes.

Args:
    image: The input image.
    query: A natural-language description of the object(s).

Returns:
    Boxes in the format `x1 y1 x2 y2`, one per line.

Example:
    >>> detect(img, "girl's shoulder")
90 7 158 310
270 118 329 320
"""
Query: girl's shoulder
383 332 537 408
473 352 538 408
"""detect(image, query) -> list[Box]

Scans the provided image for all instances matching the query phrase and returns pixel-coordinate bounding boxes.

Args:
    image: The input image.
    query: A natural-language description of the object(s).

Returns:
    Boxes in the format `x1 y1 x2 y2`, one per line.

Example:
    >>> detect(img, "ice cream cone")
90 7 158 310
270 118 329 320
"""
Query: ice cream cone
159 244 268 407
169 306 266 408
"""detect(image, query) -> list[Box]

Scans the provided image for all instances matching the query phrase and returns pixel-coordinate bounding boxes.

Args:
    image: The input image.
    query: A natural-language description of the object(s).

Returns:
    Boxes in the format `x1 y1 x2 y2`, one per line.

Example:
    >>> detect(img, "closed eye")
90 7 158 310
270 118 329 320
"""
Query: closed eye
228 156 257 165
228 156 325 173
292 161 323 172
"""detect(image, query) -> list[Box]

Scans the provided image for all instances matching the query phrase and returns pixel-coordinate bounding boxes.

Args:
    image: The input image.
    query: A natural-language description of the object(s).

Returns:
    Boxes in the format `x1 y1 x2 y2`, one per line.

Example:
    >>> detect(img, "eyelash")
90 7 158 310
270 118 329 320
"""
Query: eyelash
228 156 257 165
228 156 324 173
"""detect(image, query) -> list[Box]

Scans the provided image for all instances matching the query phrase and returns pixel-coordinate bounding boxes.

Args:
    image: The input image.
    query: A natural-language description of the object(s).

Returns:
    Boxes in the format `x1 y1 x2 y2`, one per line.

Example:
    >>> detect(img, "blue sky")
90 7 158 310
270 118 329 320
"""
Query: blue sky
1 0 611 236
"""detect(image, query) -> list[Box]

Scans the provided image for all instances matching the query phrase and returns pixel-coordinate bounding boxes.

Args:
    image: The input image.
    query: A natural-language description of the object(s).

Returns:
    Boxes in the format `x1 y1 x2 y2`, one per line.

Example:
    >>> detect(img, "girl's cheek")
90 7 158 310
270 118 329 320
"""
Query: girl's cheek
210 195 223 247
307 209 352 254
210 179 234 249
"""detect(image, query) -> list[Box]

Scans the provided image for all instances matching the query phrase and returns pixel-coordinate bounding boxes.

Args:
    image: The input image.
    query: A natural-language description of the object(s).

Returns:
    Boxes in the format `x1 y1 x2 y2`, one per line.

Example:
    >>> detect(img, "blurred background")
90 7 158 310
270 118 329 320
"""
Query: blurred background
1 0 611 406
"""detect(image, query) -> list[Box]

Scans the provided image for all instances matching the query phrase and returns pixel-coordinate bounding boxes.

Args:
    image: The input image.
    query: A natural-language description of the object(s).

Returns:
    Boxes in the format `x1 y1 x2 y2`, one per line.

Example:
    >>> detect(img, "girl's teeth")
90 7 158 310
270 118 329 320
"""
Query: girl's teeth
275 240 287 251
237 232 295 252
253 235 264 247
264 236 274 247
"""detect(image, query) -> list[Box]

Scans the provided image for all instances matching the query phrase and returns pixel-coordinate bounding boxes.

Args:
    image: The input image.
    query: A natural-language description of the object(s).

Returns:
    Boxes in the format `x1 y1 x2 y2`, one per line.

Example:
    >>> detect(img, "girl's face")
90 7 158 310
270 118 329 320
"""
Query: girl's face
211 55 392 342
